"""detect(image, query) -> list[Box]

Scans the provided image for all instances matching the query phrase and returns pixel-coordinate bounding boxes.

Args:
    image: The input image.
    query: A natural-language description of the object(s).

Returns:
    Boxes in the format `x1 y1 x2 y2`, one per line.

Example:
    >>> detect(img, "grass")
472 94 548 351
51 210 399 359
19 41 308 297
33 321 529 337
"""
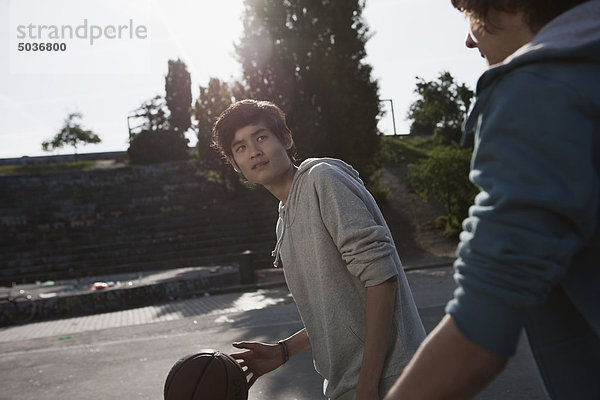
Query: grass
0 160 97 176
0 137 434 177
381 135 435 166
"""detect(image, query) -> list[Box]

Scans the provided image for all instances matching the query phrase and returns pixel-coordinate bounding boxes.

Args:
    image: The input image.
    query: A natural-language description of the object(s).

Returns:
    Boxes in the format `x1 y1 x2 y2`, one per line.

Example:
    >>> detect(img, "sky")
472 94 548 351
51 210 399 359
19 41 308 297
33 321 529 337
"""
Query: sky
0 0 486 159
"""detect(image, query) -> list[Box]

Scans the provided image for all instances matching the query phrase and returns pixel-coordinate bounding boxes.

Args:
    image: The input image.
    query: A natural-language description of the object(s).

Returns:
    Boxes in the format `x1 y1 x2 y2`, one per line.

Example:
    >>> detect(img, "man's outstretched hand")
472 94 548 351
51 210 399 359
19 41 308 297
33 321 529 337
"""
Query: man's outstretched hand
230 341 285 388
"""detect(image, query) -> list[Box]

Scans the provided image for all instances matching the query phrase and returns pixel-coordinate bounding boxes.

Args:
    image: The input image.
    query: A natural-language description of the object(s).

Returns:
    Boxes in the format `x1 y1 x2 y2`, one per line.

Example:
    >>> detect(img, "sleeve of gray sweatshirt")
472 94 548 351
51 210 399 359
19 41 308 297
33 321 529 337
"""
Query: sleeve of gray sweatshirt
309 163 399 287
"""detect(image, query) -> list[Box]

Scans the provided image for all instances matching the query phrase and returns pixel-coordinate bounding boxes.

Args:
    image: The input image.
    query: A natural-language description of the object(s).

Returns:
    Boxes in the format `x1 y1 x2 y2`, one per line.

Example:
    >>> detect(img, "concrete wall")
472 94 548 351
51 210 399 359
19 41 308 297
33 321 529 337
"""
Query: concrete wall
0 151 129 166
0 160 278 285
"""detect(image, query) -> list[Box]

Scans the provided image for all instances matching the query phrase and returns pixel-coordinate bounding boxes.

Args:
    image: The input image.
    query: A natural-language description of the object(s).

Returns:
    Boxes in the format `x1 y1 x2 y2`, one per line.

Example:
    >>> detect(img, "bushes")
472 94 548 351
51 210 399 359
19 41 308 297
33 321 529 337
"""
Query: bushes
406 143 477 237
127 130 189 165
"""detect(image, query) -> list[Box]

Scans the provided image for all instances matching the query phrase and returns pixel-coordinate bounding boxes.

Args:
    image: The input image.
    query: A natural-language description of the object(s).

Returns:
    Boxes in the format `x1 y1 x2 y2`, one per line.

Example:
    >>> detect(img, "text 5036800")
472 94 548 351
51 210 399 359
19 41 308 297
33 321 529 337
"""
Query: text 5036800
18 42 67 52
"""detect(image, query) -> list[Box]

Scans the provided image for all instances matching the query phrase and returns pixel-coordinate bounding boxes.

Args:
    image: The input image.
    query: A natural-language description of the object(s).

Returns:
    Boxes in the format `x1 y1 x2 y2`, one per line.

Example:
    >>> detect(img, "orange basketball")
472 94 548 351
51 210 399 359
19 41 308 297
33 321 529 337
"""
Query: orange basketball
164 350 248 400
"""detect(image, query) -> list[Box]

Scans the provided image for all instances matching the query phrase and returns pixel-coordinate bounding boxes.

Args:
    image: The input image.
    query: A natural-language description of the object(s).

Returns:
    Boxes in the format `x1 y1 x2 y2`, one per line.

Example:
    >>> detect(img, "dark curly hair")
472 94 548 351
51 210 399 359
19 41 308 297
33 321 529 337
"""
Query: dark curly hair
212 99 296 163
451 0 590 32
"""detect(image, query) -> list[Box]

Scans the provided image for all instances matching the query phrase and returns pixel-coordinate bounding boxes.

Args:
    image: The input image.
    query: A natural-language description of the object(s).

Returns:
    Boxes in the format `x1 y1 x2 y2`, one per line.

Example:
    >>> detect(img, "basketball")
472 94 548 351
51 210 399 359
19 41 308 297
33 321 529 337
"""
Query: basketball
164 350 248 400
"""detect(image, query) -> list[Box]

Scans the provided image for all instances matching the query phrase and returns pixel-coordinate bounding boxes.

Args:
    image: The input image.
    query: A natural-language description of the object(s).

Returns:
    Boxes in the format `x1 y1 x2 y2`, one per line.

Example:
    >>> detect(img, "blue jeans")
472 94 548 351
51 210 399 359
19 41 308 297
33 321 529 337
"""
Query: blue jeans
525 286 600 399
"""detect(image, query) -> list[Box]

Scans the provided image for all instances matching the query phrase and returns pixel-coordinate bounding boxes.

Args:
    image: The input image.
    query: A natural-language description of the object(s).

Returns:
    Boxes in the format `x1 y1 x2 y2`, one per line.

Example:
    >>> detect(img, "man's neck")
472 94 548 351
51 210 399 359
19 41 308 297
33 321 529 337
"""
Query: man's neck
264 164 298 203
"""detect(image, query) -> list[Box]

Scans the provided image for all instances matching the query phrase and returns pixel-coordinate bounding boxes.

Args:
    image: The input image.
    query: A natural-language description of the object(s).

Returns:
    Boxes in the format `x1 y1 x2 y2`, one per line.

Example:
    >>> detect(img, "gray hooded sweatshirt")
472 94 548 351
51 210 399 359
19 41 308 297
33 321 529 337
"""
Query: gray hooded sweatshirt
272 158 426 399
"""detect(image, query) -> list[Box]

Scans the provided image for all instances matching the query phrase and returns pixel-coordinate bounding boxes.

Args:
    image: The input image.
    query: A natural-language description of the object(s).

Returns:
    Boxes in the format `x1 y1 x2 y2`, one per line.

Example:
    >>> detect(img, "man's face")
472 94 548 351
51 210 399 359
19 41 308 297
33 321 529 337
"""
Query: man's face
464 10 535 65
229 122 294 187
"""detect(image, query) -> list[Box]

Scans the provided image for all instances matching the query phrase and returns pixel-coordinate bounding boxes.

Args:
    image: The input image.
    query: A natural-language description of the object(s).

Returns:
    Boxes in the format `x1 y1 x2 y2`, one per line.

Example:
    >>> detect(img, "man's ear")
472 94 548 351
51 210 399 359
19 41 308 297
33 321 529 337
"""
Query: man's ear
283 133 294 150
227 156 240 173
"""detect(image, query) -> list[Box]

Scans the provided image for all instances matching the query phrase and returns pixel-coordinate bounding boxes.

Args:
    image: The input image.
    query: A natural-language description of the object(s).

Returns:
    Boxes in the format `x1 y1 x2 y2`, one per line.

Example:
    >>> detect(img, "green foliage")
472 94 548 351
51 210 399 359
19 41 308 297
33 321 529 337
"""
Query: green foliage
160 205 184 214
165 59 192 135
406 143 477 237
0 161 95 176
128 60 192 164
128 129 189 164
193 77 242 191
399 71 476 236
361 168 388 204
236 0 382 185
194 78 233 168
42 113 101 159
129 95 170 136
407 71 473 144
380 136 435 166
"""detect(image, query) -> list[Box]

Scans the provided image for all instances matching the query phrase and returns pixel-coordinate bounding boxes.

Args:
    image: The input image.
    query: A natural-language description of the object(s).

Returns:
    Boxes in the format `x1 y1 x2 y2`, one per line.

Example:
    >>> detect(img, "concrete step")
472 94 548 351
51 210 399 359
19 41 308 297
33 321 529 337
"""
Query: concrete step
0 264 280 326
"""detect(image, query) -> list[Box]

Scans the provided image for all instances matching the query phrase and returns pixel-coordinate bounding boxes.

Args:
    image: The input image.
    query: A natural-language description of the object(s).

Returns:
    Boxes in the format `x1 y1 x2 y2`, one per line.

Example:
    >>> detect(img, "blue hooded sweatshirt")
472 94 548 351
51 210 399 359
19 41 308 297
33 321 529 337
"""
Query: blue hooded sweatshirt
446 1 600 398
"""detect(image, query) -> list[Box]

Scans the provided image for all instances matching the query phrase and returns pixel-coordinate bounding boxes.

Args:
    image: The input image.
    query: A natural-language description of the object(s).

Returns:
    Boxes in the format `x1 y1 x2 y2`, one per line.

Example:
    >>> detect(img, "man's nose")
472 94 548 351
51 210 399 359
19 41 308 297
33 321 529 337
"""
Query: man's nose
465 32 478 49
250 145 262 158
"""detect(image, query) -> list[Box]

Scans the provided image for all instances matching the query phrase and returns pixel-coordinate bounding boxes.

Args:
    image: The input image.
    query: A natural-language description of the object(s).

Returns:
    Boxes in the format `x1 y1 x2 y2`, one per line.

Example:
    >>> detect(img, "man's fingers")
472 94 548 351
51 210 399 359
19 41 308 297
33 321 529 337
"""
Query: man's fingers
237 361 250 375
230 350 251 360
247 373 258 388
232 341 257 349
231 342 260 360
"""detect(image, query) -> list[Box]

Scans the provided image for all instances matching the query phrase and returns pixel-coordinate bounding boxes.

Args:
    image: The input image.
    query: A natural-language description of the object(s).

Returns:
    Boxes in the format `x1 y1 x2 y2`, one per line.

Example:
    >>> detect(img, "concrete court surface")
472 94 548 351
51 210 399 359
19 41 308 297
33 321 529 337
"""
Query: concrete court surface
0 266 548 399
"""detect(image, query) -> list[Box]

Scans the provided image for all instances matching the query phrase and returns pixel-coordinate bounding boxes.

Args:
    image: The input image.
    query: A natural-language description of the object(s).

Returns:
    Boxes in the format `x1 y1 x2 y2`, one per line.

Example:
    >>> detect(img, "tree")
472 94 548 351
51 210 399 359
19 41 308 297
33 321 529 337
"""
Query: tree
406 144 478 237
236 0 382 185
128 60 193 164
128 96 189 164
195 77 233 169
165 59 192 135
193 77 241 189
42 112 101 160
129 95 169 139
407 71 474 144
127 129 189 164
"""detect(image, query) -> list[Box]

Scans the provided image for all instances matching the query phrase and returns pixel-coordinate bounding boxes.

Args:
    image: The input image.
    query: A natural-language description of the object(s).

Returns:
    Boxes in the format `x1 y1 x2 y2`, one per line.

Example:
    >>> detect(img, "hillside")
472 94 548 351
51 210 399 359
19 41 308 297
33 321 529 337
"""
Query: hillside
379 165 457 266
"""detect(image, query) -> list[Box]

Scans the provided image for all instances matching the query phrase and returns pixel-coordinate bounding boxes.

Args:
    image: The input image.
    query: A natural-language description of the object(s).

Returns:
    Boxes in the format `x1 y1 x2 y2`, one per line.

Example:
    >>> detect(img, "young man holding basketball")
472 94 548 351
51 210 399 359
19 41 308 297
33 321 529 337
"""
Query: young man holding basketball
385 1 600 399
212 100 426 400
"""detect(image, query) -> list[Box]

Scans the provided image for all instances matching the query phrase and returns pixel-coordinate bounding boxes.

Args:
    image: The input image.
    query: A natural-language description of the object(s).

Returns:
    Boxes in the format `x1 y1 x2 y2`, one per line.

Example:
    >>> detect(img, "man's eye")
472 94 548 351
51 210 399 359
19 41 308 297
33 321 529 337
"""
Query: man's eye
257 135 267 142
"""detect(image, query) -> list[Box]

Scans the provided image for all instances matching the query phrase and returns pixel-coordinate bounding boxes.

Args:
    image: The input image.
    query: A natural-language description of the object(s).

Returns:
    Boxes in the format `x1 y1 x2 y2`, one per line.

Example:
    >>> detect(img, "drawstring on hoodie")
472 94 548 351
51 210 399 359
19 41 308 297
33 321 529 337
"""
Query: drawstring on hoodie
272 202 288 268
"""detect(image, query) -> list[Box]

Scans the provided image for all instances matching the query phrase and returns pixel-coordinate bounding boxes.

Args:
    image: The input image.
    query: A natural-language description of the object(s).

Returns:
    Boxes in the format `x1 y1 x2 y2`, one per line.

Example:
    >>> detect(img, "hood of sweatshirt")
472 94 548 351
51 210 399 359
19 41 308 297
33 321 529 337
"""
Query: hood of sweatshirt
271 158 362 267
476 0 600 93
461 0 600 145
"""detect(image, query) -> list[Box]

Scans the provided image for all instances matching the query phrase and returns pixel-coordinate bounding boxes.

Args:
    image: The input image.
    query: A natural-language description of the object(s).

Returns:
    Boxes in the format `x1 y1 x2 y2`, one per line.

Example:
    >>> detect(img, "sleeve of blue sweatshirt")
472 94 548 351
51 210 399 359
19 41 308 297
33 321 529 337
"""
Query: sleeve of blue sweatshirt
309 164 399 287
446 68 600 357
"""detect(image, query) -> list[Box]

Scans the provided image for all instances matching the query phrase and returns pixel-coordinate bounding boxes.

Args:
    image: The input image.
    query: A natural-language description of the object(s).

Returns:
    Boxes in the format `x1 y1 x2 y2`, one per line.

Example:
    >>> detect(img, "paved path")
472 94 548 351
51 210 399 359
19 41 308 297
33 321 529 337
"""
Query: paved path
0 267 548 399
0 289 294 342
